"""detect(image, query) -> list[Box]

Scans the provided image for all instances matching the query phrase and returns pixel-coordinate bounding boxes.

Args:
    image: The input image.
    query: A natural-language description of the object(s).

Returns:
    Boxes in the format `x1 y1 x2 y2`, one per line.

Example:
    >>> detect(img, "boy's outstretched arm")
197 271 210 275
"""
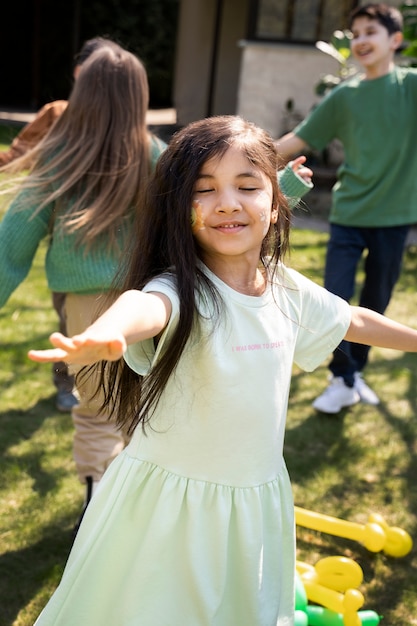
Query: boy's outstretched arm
346 306 417 351
28 289 172 365
275 132 309 162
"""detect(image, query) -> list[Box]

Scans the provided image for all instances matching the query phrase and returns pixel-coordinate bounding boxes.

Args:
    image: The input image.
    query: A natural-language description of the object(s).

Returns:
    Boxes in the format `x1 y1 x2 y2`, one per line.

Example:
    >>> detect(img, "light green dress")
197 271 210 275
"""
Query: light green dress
35 264 350 626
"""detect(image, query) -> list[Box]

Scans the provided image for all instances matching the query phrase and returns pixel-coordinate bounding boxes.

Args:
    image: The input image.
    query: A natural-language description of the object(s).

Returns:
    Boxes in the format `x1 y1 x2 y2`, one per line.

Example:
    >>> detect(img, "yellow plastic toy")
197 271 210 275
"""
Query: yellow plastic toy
297 557 365 626
295 506 413 557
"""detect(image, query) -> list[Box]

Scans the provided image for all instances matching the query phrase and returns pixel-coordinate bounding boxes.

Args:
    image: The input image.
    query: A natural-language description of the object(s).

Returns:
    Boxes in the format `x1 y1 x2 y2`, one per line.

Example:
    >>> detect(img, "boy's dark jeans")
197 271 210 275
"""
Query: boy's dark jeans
324 223 409 386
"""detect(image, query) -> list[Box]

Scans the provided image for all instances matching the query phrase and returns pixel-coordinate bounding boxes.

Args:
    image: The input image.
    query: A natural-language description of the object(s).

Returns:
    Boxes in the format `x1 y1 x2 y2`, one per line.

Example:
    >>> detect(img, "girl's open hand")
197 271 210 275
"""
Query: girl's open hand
290 155 313 185
28 330 126 365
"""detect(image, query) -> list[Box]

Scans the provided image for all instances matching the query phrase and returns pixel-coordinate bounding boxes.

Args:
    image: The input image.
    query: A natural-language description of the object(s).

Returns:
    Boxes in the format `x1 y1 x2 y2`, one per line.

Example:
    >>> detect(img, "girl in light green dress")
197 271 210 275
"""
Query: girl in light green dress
29 116 417 626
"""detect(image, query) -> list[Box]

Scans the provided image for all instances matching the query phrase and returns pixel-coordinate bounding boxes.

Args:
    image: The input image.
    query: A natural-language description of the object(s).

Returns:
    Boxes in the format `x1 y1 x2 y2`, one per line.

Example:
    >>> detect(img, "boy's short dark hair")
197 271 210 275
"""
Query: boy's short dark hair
349 3 403 35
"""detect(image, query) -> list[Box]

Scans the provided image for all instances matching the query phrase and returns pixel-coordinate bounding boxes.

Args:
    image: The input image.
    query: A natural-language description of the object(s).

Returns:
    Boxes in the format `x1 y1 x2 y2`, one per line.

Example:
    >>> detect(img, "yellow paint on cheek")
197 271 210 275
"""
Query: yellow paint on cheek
191 200 206 233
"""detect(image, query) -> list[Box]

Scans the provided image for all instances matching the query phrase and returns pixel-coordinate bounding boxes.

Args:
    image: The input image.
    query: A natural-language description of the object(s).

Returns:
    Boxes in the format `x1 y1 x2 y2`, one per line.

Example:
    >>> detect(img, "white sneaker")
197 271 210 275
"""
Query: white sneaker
354 372 379 405
312 376 360 414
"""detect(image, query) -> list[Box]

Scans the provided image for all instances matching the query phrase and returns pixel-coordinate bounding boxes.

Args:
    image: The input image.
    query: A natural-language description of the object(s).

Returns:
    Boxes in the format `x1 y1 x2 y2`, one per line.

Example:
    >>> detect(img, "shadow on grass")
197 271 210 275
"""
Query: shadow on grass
0 328 61 397
0 518 74 626
0 396 77 625
0 395 73 496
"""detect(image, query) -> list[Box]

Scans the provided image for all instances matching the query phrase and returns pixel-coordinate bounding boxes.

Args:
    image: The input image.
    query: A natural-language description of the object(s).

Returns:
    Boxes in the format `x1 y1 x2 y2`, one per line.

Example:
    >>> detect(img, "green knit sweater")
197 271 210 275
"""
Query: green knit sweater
0 152 312 308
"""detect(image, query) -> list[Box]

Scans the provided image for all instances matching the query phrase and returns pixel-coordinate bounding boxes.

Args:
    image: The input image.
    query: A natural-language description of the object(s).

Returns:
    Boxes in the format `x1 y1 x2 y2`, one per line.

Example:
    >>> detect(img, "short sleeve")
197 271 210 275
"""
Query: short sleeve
284 269 351 371
124 275 180 375
293 88 340 152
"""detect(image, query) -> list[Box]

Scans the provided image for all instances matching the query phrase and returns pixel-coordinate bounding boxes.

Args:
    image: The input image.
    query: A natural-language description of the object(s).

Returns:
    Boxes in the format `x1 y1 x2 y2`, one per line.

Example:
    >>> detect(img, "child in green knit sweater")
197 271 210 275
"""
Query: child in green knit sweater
0 43 166 532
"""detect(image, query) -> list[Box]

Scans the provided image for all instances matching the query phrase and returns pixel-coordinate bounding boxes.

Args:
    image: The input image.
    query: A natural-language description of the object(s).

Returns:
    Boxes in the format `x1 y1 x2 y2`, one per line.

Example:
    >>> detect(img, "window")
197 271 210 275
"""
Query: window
247 0 358 44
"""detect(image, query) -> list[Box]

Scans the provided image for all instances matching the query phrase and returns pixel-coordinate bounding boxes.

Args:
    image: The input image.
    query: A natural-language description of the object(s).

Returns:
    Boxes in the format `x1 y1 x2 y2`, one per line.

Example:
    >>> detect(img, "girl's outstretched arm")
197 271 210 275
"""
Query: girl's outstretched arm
346 306 417 351
28 289 172 365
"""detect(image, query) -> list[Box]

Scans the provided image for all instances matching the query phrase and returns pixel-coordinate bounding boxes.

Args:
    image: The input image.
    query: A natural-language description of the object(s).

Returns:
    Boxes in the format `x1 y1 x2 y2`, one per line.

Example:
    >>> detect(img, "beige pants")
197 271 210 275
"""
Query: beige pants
64 293 130 484
51 292 74 393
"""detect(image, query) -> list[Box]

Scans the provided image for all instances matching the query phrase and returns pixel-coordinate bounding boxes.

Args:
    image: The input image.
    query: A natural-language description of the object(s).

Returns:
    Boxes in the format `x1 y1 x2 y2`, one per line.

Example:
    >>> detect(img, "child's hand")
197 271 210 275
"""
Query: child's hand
28 330 126 365
290 156 313 185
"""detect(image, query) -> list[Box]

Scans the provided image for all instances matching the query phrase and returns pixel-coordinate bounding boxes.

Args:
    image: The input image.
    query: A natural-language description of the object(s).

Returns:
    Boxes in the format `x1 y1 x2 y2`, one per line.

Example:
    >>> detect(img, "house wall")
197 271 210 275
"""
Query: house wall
236 42 350 139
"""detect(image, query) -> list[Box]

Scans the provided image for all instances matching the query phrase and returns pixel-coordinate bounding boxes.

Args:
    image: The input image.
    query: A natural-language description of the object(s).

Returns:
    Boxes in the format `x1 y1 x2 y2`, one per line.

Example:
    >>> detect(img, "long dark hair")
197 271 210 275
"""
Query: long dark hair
101 115 291 434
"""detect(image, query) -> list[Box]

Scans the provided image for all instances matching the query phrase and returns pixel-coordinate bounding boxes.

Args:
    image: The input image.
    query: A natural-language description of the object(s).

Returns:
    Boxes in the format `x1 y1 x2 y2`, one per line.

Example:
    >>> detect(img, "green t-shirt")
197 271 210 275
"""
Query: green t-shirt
294 66 417 227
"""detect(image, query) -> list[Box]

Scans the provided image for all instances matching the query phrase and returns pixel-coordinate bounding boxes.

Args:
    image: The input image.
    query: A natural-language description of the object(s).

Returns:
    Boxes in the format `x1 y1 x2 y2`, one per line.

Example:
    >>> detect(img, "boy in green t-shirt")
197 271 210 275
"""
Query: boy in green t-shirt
275 3 417 414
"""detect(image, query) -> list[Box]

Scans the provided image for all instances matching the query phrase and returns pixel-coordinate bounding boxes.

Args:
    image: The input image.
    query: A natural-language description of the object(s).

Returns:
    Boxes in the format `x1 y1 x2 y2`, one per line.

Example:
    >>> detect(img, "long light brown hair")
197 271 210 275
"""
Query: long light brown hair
2 45 153 253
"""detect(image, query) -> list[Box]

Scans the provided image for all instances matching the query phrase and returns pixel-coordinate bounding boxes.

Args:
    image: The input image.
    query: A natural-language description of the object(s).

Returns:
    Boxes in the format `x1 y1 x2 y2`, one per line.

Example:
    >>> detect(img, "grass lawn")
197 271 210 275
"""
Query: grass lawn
288 228 417 625
0 134 417 624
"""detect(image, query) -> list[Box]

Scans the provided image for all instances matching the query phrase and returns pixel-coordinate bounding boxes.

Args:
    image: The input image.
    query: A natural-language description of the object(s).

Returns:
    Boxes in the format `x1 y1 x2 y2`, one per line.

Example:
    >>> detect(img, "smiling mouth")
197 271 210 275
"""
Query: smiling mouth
216 222 245 229
356 48 372 56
